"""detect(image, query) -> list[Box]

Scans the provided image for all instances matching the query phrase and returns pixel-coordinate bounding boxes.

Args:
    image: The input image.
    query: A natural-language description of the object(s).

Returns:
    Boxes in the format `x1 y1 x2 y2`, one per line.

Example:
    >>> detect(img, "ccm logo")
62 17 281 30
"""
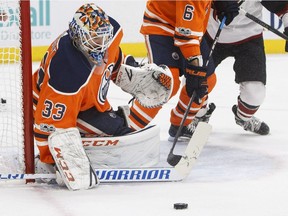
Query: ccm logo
82 139 119 147
54 147 75 182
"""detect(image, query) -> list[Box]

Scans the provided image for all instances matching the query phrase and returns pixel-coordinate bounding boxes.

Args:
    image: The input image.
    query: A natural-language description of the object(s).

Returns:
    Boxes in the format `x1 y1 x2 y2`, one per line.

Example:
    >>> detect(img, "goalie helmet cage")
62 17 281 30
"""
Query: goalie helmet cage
0 1 34 179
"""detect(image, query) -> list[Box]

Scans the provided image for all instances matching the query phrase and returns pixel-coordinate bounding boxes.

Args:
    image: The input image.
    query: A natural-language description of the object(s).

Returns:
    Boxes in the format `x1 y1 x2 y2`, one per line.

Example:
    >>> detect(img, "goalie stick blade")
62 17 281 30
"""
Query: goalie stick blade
174 122 212 178
0 167 186 183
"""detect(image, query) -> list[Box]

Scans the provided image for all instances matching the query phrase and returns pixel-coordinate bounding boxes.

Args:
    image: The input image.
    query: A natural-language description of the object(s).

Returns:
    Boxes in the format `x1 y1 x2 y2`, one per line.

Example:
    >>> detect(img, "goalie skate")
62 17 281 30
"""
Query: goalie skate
116 63 172 108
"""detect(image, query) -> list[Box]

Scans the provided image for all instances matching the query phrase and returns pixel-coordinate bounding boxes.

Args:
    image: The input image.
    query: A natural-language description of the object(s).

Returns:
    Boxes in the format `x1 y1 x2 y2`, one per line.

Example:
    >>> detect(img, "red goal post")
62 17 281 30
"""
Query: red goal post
0 1 34 178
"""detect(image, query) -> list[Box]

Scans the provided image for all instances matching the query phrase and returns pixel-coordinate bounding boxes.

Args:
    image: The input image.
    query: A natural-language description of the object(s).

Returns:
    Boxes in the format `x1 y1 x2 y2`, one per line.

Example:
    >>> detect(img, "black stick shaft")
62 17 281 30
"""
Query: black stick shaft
241 9 288 41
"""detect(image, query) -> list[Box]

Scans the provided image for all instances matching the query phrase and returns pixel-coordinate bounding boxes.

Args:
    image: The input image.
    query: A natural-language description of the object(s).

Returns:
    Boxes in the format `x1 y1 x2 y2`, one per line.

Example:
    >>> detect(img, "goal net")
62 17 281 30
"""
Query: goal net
0 1 34 176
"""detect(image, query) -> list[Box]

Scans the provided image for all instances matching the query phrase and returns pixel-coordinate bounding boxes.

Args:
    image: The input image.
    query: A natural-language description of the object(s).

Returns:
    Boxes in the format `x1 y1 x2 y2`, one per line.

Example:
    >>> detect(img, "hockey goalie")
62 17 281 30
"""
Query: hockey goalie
33 3 171 190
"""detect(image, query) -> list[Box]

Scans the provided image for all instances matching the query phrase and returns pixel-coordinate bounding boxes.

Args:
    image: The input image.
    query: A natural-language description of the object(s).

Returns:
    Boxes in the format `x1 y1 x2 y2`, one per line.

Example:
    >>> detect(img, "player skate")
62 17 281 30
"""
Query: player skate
186 103 216 137
232 105 270 135
168 103 216 142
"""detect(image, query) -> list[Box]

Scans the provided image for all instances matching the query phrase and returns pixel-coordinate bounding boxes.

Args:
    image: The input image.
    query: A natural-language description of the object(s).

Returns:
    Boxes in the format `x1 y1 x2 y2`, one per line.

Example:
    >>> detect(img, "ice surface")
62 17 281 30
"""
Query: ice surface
0 54 288 216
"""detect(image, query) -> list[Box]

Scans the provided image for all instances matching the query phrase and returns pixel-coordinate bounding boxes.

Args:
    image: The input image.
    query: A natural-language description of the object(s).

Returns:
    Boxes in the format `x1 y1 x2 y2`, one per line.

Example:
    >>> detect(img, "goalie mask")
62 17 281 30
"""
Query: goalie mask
68 3 113 65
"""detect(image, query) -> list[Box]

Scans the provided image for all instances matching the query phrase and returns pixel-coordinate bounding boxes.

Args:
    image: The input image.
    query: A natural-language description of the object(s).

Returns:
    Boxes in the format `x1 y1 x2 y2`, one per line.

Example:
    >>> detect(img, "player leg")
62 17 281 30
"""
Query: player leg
168 36 218 142
232 36 269 135
77 107 134 136
186 74 217 135
76 106 162 168
184 34 229 137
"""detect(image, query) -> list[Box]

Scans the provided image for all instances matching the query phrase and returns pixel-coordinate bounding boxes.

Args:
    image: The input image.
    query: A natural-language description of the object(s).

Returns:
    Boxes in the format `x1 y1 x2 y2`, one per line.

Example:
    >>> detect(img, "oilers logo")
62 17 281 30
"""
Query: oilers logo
172 52 179 60
98 64 113 105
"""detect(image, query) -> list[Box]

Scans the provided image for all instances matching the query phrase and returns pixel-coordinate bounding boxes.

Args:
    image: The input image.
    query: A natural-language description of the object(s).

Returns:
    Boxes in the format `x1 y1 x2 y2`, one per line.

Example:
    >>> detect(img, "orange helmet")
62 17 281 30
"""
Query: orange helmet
68 3 113 65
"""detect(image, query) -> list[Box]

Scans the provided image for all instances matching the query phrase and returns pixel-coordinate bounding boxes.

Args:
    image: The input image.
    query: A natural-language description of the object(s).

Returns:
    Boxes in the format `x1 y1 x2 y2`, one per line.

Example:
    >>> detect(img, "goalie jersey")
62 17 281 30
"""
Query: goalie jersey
33 16 125 164
140 0 211 59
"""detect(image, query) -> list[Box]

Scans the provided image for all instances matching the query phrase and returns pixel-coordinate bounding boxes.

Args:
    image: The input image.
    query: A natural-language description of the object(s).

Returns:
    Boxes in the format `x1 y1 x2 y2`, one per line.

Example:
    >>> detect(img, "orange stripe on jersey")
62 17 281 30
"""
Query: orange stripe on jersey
140 0 211 59
170 86 207 126
34 127 50 138
129 100 161 130
35 136 48 143
37 145 55 164
76 120 108 136
207 73 216 93
169 67 181 97
76 122 99 135
128 115 146 130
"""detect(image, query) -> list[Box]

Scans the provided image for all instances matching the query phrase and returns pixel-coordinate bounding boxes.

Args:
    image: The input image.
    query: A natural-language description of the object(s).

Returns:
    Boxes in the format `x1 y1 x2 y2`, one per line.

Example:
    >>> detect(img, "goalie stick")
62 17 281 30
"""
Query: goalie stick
0 120 212 183
0 167 186 183
1 126 209 183
0 129 211 183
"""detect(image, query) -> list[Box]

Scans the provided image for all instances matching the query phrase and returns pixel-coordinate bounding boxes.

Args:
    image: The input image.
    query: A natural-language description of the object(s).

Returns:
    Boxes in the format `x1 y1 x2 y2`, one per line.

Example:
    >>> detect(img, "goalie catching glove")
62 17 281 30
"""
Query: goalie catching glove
185 56 208 104
116 57 173 108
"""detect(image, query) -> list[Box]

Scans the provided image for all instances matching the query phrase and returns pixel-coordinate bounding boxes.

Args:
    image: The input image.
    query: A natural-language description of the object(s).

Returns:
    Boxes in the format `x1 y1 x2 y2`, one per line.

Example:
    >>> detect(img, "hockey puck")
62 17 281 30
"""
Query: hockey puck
173 203 188 210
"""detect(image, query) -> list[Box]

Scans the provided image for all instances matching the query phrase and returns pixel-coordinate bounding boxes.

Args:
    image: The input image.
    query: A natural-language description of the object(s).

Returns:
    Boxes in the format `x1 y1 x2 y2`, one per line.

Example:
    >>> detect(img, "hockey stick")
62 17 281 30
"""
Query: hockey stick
240 8 288 41
174 122 211 177
167 17 227 167
171 0 244 172
0 167 187 183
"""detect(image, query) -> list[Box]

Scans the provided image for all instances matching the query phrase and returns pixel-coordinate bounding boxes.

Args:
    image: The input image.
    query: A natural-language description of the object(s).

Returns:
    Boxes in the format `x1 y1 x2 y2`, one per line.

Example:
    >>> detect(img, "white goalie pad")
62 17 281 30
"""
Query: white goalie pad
83 125 161 168
48 128 99 191
115 63 173 108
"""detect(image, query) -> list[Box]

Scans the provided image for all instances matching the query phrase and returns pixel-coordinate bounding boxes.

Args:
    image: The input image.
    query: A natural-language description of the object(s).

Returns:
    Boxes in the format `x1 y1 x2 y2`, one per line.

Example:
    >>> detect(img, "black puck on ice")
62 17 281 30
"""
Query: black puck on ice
173 203 188 210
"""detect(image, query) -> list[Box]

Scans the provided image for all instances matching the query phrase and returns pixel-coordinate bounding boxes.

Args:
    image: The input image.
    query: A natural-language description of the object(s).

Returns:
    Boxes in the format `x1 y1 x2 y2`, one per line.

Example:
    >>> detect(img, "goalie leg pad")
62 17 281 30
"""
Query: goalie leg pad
48 128 99 191
115 63 173 108
83 125 161 168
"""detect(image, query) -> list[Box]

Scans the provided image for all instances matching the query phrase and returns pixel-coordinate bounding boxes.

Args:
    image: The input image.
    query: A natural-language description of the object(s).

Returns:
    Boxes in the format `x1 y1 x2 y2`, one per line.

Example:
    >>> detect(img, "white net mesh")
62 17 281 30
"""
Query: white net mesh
0 1 25 173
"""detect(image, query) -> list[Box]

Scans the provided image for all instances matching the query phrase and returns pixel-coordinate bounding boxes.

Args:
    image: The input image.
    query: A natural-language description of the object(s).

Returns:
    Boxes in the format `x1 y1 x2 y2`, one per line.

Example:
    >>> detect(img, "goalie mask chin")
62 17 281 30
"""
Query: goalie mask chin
68 3 113 66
